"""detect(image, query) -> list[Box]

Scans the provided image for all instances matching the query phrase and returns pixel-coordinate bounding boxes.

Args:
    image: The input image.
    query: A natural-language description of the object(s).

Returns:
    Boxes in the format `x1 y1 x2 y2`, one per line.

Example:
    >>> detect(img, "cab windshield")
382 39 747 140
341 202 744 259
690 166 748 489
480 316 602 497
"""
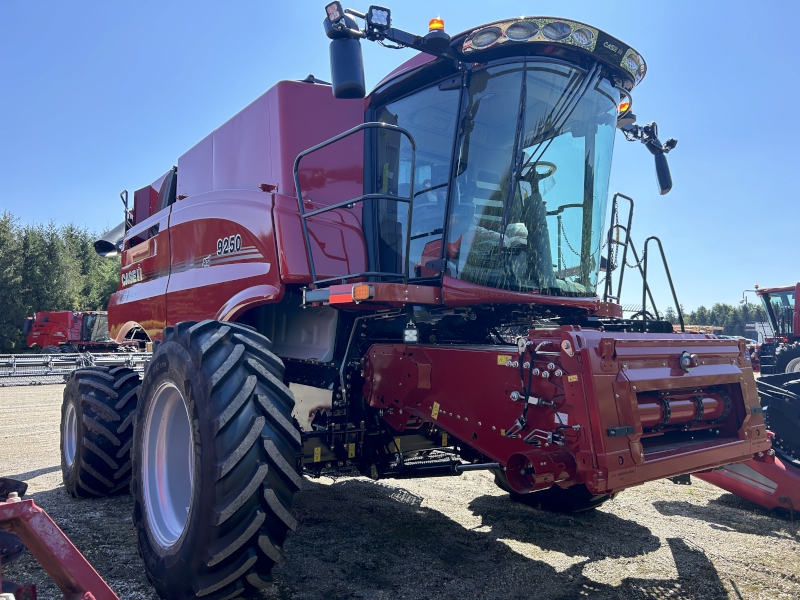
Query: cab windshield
447 60 618 296
761 291 795 336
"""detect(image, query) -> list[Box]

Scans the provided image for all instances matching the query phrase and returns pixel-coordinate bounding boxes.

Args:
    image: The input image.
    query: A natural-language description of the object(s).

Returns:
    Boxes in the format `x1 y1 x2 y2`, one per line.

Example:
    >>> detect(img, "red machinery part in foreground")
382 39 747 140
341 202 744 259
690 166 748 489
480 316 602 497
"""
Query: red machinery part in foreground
695 452 800 515
0 496 118 600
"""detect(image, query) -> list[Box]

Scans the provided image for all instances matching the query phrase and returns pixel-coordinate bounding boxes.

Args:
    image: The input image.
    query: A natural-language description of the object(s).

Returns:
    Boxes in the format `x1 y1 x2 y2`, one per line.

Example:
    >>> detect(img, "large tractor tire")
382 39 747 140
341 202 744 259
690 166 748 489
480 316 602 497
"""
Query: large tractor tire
42 345 61 354
775 343 800 374
492 469 616 513
131 320 301 600
61 366 140 497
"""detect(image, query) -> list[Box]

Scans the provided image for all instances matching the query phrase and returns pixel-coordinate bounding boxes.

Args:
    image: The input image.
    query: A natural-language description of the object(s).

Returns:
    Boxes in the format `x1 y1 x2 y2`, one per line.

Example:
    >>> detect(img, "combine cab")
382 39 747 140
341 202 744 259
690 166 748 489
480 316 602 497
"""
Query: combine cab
62 5 768 598
754 283 799 374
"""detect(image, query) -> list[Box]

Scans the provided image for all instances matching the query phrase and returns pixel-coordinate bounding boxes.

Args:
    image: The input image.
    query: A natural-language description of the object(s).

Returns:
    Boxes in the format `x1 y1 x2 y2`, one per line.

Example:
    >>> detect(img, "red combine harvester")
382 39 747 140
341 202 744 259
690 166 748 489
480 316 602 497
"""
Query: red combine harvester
57 5 769 598
752 283 798 374
21 310 136 353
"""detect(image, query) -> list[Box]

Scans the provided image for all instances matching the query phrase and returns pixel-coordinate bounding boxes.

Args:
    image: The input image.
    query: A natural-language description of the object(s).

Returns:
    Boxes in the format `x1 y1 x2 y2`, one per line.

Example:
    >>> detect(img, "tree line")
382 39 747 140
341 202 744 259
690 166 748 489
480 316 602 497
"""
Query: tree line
0 212 120 353
664 303 766 339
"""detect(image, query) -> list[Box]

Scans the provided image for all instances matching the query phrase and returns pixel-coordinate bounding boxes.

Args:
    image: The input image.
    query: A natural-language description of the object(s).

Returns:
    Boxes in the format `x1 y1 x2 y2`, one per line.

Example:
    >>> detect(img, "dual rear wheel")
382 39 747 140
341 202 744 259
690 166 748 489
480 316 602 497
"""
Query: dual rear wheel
62 321 301 599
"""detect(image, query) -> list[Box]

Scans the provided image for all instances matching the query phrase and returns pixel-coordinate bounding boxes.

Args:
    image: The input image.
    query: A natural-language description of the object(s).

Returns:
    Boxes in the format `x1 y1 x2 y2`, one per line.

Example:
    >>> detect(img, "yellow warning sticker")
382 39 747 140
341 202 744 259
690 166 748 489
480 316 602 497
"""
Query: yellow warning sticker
431 401 440 419
497 355 512 365
441 432 448 446
394 437 401 452
567 375 578 383
348 443 355 458
313 447 321 463
500 429 506 437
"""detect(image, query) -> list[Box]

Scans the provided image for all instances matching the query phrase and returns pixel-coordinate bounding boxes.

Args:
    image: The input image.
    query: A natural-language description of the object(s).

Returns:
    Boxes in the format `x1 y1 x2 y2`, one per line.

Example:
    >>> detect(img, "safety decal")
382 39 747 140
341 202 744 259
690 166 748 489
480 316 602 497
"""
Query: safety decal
313 447 321 463
348 443 356 458
441 432 448 446
567 375 578 382
431 401 440 419
497 355 512 365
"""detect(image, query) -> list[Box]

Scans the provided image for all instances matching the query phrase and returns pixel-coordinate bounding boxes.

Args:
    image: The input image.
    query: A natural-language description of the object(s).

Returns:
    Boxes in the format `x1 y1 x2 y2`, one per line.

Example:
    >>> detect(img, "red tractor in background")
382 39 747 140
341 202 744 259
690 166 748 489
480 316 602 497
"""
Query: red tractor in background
21 310 137 353
753 283 799 374
59 6 769 599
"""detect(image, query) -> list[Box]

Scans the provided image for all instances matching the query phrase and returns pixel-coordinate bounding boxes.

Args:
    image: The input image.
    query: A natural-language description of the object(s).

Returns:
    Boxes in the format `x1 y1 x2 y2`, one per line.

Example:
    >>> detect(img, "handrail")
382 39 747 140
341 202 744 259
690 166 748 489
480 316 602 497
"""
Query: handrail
293 122 417 288
602 193 658 316
642 236 685 332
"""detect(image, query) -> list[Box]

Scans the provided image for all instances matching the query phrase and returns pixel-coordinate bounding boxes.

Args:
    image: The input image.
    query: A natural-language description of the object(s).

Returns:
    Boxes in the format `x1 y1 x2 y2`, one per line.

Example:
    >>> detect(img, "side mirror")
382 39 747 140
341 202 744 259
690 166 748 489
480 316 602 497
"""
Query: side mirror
21 317 32 336
329 37 366 99
623 121 677 196
653 153 672 196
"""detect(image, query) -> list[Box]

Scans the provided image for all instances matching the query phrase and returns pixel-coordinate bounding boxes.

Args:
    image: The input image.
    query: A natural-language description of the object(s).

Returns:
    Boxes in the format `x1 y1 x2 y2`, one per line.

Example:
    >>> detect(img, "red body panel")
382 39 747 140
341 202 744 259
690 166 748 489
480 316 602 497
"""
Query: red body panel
363 328 767 494
110 209 171 341
695 454 800 512
166 189 282 324
108 80 365 338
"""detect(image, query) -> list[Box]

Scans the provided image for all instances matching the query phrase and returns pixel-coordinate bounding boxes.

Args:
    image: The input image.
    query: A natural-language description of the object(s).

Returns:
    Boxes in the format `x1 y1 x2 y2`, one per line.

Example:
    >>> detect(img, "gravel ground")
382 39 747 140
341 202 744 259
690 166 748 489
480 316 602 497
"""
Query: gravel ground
1 384 799 600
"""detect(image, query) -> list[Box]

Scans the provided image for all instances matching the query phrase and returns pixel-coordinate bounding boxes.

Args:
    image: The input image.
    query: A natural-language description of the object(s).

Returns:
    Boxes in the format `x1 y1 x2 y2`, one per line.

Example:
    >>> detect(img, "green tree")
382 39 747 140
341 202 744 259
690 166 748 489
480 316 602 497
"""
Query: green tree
0 213 120 353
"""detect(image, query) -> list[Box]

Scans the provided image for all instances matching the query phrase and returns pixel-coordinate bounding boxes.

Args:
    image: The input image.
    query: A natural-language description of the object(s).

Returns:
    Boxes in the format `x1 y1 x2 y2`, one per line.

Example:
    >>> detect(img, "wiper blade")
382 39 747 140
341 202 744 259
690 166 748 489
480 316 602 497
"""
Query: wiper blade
499 63 602 246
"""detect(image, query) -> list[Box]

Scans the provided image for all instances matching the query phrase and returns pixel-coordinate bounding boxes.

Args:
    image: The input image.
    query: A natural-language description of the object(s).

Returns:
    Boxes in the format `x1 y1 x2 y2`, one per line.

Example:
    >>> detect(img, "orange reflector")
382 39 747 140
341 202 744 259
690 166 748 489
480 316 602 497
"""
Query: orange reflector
429 17 444 31
618 100 631 114
352 284 373 302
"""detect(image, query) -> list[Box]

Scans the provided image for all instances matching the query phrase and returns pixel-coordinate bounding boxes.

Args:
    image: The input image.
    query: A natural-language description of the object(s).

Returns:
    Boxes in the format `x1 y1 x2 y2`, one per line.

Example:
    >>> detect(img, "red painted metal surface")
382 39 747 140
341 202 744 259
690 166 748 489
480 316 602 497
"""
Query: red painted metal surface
695 453 800 513
108 80 367 338
0 498 118 600
441 274 603 312
363 327 767 495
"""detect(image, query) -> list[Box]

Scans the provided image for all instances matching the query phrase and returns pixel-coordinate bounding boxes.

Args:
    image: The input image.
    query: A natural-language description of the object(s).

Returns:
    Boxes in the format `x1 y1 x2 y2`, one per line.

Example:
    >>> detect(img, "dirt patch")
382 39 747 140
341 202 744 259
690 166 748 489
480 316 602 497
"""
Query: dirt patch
2 385 798 599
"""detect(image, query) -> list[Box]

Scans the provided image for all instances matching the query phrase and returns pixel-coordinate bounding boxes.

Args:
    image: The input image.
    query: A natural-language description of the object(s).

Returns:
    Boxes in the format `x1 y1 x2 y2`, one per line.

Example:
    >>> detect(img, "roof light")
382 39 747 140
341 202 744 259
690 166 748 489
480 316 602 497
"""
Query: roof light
428 17 444 31
367 6 391 29
472 26 502 48
506 21 538 41
542 21 571 41
622 50 646 83
572 28 594 46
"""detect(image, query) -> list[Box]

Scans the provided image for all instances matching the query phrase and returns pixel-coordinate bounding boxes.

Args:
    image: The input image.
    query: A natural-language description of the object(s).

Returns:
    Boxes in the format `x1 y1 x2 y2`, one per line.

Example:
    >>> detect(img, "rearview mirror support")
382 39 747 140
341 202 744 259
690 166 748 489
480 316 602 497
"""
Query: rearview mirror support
621 121 677 196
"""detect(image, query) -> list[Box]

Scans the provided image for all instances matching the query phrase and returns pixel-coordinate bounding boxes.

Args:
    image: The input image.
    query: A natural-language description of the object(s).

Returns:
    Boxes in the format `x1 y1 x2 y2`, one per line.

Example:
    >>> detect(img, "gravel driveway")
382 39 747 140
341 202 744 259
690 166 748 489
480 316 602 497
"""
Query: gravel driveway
1 385 798 599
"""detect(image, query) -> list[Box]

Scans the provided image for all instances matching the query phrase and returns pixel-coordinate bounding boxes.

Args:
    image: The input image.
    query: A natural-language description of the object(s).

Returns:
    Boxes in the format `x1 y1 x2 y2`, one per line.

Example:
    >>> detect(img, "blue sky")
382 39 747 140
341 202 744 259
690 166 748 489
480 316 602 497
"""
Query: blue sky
1 1 797 311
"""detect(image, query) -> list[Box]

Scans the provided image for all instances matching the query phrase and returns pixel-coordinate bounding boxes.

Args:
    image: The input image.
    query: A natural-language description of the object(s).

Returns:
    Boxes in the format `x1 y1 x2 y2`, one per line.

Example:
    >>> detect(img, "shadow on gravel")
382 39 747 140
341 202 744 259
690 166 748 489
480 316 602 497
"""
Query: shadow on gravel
275 479 730 600
2 478 733 600
6 465 61 481
652 499 791 538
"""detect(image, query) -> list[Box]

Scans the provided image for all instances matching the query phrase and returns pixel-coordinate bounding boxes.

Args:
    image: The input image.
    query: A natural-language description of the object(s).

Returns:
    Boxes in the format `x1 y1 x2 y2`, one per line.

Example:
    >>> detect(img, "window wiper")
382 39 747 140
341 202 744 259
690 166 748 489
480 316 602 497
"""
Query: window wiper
498 63 602 246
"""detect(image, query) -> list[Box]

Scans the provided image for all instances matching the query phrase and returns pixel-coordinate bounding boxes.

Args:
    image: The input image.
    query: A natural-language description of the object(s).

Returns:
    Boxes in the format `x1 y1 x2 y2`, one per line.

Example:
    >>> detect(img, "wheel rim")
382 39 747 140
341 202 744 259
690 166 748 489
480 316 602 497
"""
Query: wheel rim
142 381 194 549
64 403 77 467
786 357 800 373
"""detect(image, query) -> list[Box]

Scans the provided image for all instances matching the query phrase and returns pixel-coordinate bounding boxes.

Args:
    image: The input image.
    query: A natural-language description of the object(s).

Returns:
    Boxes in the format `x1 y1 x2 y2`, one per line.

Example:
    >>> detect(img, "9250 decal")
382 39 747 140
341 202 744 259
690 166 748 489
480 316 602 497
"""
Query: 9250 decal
217 234 242 256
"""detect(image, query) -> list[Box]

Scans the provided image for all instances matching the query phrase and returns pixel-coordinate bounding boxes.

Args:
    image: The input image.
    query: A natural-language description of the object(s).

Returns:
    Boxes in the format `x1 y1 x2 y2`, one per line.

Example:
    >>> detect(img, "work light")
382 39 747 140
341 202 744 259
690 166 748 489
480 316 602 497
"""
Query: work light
403 322 419 344
325 1 344 24
367 6 391 29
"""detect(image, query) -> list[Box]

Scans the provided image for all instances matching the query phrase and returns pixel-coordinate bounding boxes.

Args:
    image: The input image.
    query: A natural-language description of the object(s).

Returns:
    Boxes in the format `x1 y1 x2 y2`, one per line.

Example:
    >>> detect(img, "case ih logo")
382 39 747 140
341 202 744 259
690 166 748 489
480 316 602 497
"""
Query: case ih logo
121 266 144 287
